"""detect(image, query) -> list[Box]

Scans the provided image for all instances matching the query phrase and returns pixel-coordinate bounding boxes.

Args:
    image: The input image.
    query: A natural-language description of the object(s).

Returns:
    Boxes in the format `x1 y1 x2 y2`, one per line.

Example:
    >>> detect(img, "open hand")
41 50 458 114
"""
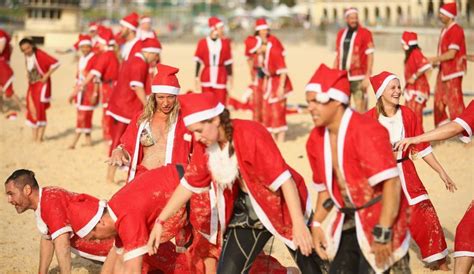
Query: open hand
311 226 328 260
147 222 163 255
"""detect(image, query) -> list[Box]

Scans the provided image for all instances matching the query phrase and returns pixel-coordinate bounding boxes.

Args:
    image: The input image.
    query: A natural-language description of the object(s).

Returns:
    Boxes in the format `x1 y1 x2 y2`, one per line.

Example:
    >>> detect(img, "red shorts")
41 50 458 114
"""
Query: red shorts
76 110 93 133
109 118 129 156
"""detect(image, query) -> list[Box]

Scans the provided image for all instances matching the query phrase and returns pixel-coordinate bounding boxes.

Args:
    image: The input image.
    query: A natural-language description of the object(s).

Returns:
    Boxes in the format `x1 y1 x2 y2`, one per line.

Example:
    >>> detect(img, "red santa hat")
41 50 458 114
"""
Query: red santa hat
208 16 224 30
179 93 224 127
96 26 114 46
305 64 350 104
151 64 180 95
344 7 358 18
440 2 457 18
244 35 262 55
141 38 161 54
120 12 139 31
255 18 269 31
88 22 99 32
140 15 151 24
370 71 399 100
77 34 92 47
67 194 107 238
401 31 418 50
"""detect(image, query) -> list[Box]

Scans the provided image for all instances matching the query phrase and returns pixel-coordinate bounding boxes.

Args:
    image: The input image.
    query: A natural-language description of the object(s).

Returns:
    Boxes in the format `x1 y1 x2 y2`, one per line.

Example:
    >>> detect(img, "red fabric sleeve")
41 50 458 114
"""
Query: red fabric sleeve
116 215 149 261
37 49 59 72
456 100 474 137
91 54 108 77
194 40 205 64
272 51 287 74
181 141 212 193
306 128 327 192
413 50 431 73
355 119 398 186
248 123 291 191
446 27 463 50
41 195 72 240
222 40 232 65
129 59 147 88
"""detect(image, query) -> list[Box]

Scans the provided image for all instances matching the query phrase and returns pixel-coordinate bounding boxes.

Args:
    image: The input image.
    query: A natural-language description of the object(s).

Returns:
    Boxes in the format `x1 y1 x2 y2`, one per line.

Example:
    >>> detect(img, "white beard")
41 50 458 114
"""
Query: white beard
206 143 239 189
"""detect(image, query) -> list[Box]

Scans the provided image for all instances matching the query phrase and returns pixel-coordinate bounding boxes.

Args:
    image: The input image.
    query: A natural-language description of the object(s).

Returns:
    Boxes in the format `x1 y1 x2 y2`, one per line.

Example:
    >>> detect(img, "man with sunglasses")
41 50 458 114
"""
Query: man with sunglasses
305 64 410 273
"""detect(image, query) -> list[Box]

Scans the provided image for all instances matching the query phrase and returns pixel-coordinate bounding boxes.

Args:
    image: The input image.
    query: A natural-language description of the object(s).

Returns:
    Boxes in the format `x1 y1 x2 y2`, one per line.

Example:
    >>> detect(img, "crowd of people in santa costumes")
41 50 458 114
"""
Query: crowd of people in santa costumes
2 2 474 273
333 7 375 113
105 36 162 184
4 170 114 274
194 17 233 105
428 2 467 128
365 71 457 270
19 37 60 142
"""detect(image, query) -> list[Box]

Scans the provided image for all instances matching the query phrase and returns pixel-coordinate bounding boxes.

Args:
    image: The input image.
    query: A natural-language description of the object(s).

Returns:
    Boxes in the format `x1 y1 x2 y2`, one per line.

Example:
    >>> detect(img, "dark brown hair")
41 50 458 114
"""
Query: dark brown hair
219 109 234 157
4 169 39 190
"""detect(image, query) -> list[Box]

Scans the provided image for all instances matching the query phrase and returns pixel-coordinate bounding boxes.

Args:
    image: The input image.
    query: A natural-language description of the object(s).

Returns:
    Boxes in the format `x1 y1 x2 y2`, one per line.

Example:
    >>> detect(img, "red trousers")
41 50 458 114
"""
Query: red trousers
409 199 448 262
434 75 465 126
202 87 227 106
101 82 114 141
109 118 129 156
76 110 93 133
26 82 49 127
454 201 474 258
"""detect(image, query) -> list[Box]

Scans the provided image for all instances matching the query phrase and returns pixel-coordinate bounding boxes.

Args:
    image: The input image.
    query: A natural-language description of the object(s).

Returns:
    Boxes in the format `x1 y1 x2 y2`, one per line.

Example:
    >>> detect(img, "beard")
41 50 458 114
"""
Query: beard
206 142 239 189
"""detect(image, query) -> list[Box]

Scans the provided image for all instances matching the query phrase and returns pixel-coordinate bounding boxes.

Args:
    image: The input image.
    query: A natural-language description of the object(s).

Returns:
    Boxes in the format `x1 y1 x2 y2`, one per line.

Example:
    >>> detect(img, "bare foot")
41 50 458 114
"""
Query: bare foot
68 145 76 150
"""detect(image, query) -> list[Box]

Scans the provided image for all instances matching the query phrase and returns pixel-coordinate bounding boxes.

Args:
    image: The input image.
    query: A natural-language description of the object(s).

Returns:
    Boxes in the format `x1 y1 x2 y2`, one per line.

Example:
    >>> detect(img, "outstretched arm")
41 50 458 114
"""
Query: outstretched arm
395 122 464 151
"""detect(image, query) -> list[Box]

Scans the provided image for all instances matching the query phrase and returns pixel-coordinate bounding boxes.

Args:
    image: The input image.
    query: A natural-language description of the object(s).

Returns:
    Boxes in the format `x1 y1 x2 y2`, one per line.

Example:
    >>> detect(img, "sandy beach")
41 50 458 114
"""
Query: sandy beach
0 40 473 273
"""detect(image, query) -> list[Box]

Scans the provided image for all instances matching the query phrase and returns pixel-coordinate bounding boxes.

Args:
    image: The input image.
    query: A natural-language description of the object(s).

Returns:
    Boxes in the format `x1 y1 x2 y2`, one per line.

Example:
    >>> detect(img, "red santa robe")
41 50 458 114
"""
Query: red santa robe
0 28 12 63
106 165 189 273
74 52 98 133
307 108 409 272
181 119 312 252
454 201 474 258
194 37 233 104
0 59 14 98
434 22 467 126
404 48 432 124
262 44 292 133
366 106 448 263
120 111 192 182
35 187 112 262
25 48 60 127
120 37 142 62
335 26 374 81
106 52 148 155
89 48 119 141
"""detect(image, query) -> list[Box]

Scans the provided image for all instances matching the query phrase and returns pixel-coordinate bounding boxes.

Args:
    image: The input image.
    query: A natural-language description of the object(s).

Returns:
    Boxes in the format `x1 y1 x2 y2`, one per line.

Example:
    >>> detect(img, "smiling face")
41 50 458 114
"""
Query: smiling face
345 13 359 29
306 92 341 127
20 43 34 57
5 181 33 214
80 44 92 56
187 117 221 147
380 79 402 107
154 93 177 115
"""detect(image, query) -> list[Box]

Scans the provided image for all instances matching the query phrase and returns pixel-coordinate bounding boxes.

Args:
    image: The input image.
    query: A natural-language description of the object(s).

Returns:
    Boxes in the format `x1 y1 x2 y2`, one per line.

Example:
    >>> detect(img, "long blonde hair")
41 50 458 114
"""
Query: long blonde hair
137 95 179 129
375 98 399 118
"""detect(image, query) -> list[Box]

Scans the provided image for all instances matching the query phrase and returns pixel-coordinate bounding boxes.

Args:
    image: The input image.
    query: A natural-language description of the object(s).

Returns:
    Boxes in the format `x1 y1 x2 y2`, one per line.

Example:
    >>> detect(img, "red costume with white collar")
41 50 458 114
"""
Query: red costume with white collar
35 187 112 262
119 12 143 62
25 48 60 127
0 59 14 98
335 26 374 81
305 65 409 273
194 18 232 105
434 3 467 126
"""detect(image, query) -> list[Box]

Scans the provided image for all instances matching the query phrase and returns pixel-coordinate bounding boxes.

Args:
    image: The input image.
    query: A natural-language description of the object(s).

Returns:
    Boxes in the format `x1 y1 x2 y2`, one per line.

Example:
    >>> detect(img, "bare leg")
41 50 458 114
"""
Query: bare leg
431 258 450 271
69 133 81 149
106 165 117 184
203 257 217 274
32 127 38 142
37 126 46 142
0 92 4 113
10 94 25 111
276 131 286 143
454 257 473 274
84 133 92 146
